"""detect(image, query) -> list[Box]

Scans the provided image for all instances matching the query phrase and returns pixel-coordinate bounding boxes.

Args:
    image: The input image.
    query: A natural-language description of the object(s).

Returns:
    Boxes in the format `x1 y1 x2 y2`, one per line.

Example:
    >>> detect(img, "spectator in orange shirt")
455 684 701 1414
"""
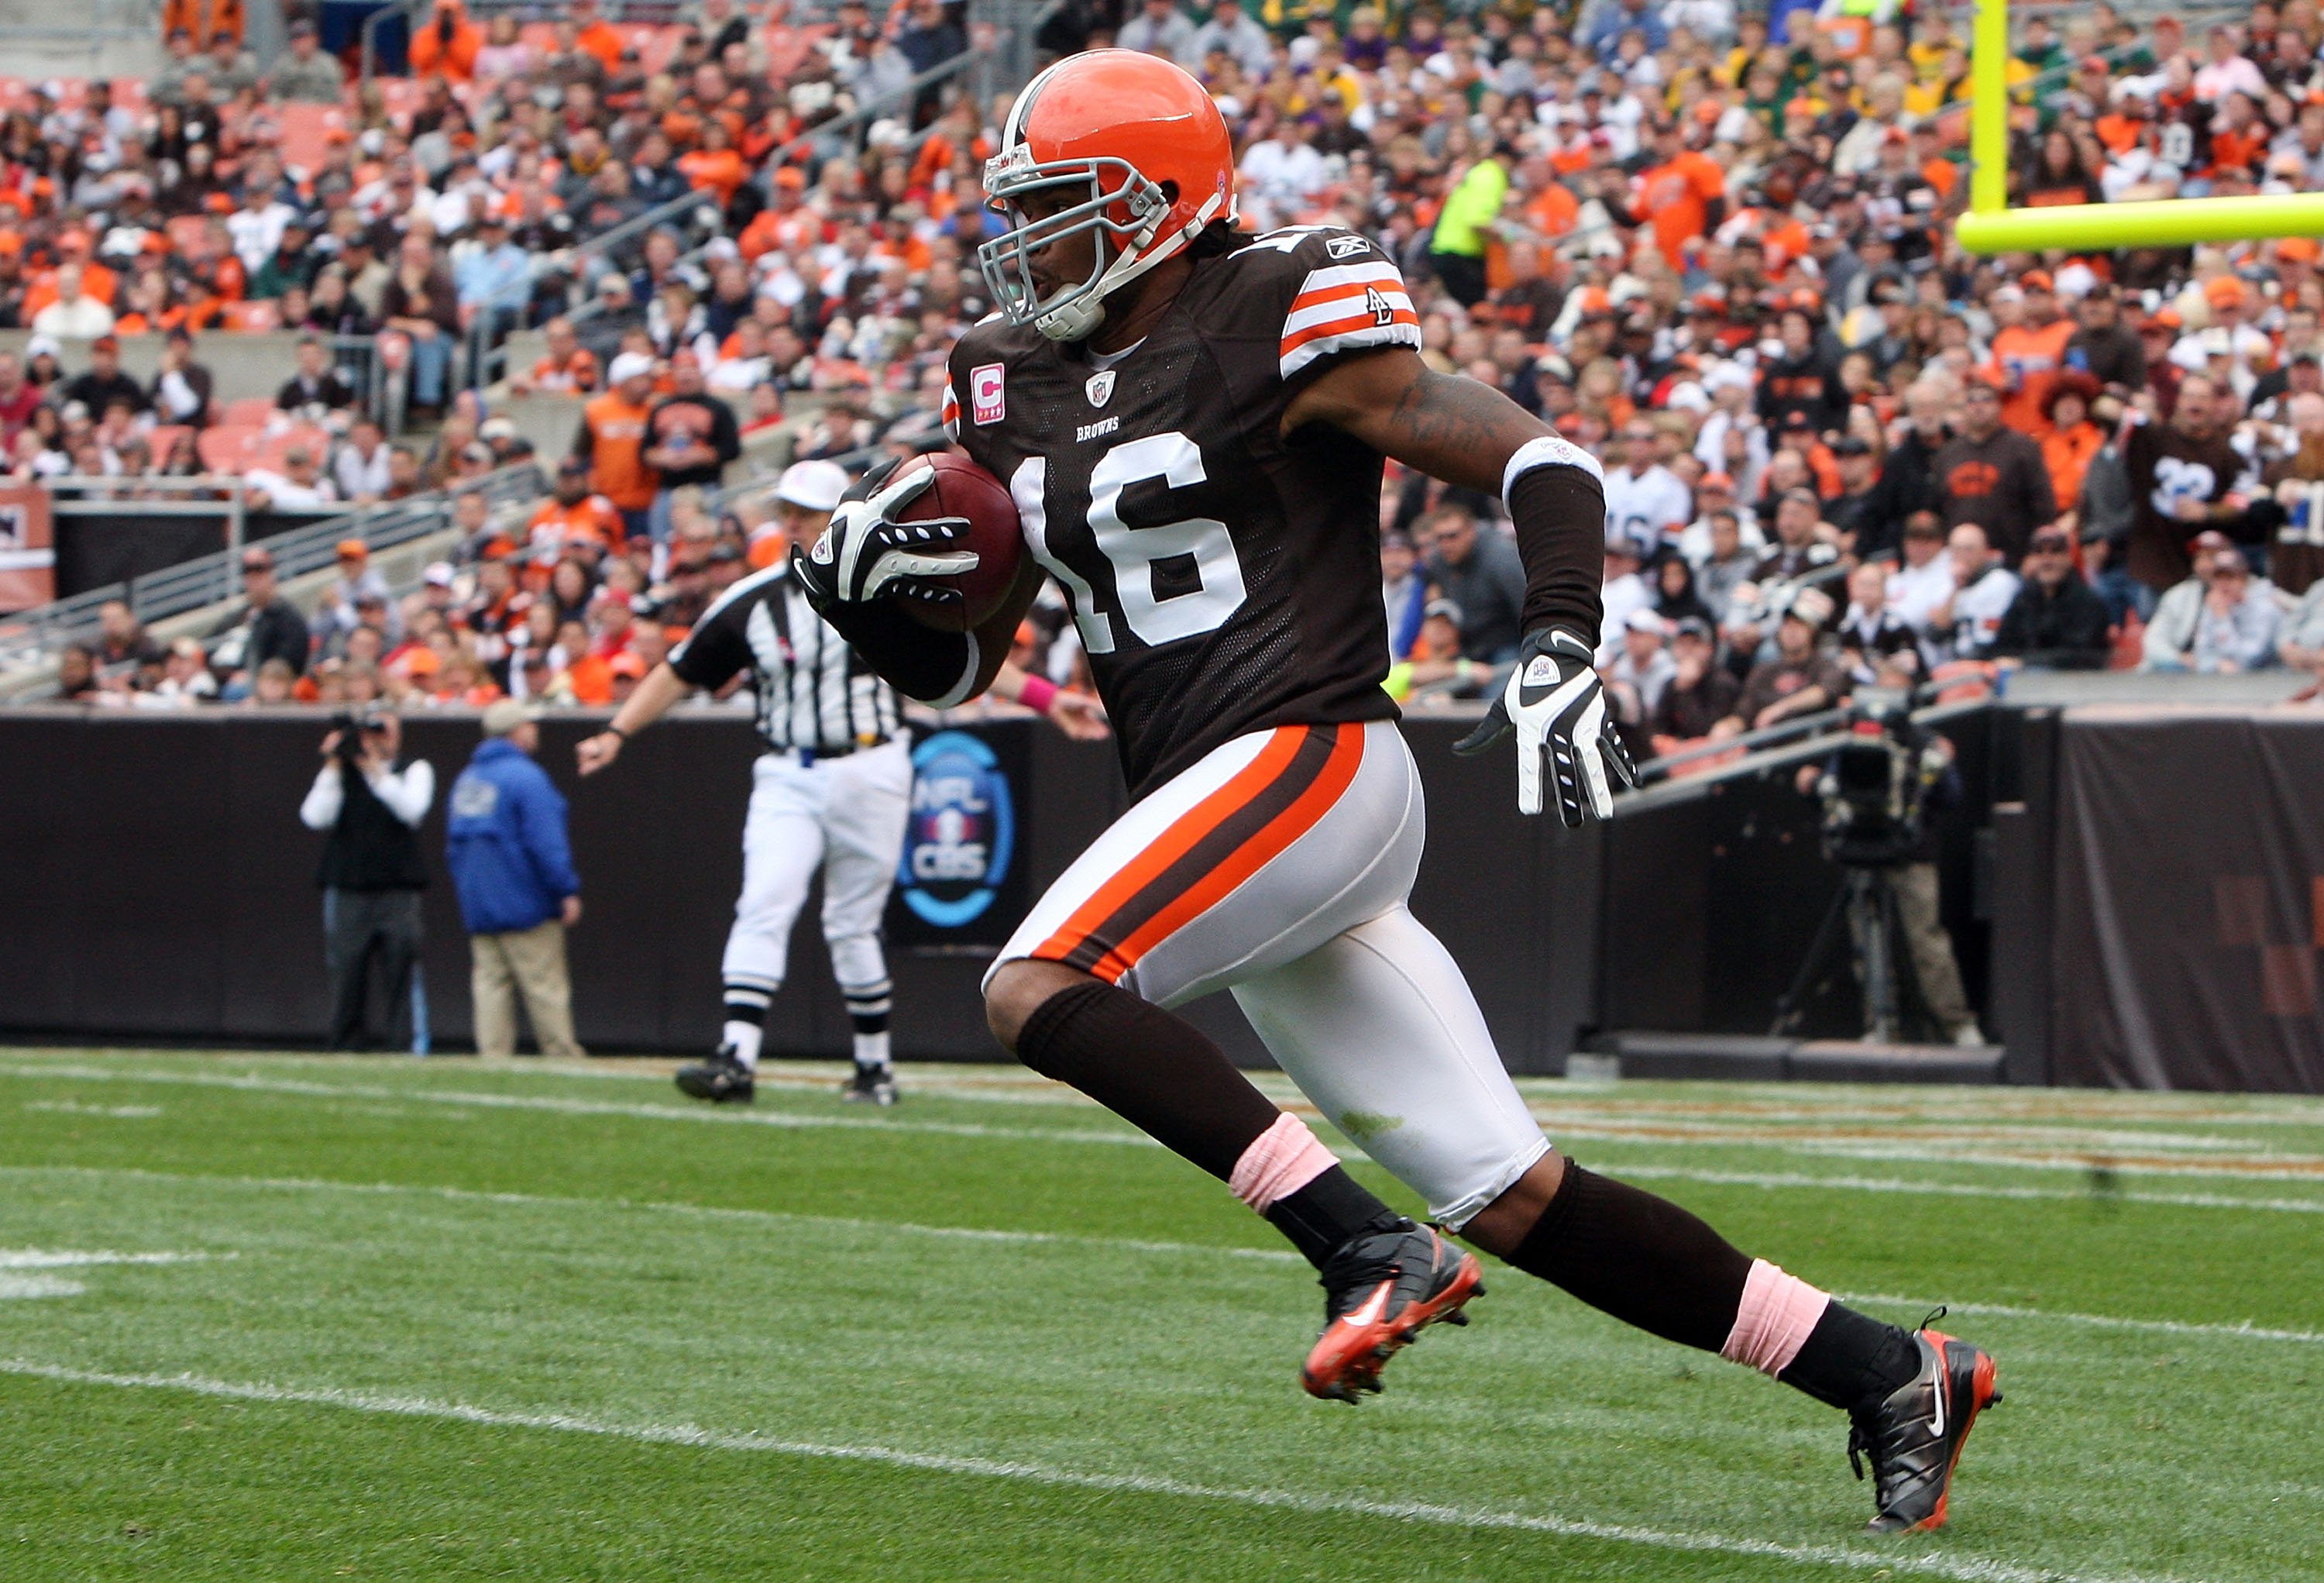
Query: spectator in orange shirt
1987 273 2076 438
573 352 659 539
2039 373 2106 530
572 0 627 74
1637 121 1724 271
162 0 242 47
528 456 627 563
677 119 749 207
509 316 600 397
411 0 483 82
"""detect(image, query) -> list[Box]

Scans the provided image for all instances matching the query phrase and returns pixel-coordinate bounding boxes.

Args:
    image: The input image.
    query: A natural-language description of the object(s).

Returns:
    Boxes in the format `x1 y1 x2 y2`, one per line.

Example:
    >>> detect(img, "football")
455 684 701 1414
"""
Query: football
889 453 1024 632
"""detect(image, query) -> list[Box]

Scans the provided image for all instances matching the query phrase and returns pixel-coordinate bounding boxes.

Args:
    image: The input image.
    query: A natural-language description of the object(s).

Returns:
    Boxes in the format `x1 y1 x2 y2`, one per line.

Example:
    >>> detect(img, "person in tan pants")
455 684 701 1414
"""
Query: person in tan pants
447 700 586 1058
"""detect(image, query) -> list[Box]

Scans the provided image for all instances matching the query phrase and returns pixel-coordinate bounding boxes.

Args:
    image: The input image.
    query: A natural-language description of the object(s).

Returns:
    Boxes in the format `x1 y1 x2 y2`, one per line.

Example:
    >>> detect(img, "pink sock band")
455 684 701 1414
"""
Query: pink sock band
1229 1113 1338 1215
1720 1259 1831 1377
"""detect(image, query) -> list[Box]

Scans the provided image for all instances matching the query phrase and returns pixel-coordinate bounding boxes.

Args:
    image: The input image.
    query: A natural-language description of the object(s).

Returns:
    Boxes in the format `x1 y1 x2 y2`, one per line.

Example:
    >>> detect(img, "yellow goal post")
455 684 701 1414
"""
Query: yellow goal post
1952 0 2324 254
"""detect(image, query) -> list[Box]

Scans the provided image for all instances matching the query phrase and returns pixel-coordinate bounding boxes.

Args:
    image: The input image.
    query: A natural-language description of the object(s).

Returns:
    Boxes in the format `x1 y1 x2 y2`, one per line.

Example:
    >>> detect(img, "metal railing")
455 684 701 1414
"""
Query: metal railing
0 463 549 681
757 43 1000 191
43 473 254 551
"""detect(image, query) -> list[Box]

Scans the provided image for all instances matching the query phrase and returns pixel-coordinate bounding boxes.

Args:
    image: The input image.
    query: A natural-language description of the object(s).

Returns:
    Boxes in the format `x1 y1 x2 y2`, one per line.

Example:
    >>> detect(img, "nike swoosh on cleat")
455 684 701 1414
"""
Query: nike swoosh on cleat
1929 1357 1947 1439
1338 1282 1392 1330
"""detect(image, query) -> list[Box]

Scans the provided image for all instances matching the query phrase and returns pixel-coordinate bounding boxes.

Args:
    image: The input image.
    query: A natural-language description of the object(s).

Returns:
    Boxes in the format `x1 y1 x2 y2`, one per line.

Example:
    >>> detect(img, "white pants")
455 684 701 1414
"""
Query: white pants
989 721 1549 1228
724 739 914 1000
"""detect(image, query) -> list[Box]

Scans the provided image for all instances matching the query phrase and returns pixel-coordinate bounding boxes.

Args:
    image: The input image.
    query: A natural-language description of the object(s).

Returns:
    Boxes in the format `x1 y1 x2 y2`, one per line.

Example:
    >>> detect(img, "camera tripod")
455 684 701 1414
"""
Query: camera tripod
1770 863 1910 1042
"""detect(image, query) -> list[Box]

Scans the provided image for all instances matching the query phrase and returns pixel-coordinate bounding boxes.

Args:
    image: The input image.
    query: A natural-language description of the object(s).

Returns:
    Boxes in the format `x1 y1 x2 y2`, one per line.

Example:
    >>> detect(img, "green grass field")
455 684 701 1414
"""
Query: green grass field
2 1048 2320 1581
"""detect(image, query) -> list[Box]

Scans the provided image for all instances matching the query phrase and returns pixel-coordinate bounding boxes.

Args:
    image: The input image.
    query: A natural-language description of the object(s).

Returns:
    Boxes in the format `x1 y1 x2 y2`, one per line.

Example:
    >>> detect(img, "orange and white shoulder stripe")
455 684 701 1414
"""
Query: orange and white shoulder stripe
1279 260 1423 380
940 373 960 442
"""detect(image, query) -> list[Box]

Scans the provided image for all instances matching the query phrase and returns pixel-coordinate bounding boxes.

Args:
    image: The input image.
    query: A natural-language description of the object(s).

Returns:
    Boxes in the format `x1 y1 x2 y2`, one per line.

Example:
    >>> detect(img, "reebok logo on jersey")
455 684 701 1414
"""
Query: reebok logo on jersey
971 363 1006 425
1325 235 1372 260
1085 369 1117 408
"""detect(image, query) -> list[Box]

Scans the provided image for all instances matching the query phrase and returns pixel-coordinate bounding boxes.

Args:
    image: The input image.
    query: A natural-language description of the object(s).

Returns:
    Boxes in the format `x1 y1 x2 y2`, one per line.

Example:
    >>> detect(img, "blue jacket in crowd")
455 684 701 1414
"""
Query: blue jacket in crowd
445 739 579 935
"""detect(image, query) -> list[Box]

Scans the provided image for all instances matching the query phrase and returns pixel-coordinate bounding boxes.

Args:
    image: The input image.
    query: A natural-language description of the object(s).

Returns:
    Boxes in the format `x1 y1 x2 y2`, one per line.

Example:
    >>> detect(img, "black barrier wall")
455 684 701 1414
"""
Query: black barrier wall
0 711 1588 1072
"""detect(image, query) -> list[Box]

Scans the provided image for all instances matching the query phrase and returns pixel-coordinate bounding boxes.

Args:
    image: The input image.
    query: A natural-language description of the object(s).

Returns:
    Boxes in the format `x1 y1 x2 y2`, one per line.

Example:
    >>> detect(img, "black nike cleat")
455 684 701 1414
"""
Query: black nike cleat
1850 1323 2002 1533
841 1065 898 1106
1301 1220 1483 1402
675 1046 755 1104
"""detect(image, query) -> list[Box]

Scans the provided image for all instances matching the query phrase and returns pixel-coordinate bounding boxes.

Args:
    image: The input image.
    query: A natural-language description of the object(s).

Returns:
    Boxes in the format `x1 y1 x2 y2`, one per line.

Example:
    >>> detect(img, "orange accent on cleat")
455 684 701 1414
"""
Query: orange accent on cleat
1899 1330 2001 1533
1300 1248 1483 1402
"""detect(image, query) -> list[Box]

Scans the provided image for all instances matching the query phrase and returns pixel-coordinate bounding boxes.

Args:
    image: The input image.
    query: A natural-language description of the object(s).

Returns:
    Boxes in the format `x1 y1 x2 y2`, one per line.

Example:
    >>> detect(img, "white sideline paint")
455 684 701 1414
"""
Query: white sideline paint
12 1164 2317 1347
0 1357 2188 1583
24 1100 163 1118
0 1276 83 1299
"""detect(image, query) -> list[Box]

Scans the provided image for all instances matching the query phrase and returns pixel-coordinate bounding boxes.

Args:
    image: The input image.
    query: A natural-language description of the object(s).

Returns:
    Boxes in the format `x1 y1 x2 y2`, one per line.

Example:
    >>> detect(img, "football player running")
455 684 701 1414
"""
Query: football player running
793 51 1998 1533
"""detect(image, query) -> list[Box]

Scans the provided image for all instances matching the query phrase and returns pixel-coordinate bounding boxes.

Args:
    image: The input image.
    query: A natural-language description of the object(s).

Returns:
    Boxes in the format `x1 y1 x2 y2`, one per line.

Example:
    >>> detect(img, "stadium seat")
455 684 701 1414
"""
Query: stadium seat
196 425 263 473
143 424 191 463
220 301 282 332
221 397 277 428
275 102 349 180
252 425 334 472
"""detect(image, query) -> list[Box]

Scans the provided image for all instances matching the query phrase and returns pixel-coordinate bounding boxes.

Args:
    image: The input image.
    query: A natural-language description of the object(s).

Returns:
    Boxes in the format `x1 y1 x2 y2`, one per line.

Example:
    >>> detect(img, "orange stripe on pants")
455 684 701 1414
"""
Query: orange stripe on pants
1033 727 1310 973
1088 725 1367 984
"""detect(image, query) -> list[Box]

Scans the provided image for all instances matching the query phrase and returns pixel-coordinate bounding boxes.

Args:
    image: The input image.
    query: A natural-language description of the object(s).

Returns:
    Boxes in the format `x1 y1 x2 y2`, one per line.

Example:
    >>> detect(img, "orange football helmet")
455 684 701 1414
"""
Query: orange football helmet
978 50 1237 342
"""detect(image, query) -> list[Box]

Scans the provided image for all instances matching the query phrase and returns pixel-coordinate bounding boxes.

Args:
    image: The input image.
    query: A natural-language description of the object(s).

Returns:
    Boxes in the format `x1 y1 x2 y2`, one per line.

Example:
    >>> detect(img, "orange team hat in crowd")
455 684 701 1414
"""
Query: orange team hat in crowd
2278 237 2321 263
2205 277 2247 308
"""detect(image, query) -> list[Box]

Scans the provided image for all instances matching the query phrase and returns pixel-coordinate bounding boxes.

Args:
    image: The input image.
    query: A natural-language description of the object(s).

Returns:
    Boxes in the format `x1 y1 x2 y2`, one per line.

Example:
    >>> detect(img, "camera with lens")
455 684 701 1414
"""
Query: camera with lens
1815 687 1943 867
329 707 390 766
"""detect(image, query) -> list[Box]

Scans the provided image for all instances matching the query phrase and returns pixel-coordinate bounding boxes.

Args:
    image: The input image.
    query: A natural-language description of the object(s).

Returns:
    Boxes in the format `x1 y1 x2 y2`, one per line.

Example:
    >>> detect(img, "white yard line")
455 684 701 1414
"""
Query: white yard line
10 1164 2317 1347
1844 1295 2324 1347
1604 1161 2324 1215
0 1356 2192 1583
20 1062 2324 1189
0 1065 1163 1150
0 1248 223 1270
23 1100 163 1118
0 1164 1301 1265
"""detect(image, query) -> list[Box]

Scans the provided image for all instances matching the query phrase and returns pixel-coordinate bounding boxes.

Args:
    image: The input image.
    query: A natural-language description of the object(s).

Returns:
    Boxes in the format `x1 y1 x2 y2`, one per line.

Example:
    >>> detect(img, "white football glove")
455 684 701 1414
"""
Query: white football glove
1453 628 1637 825
802 462 980 606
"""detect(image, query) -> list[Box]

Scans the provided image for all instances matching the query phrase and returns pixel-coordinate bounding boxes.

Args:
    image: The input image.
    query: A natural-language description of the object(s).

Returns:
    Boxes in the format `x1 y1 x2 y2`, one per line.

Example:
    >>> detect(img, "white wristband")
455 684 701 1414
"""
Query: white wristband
1501 434 1605 502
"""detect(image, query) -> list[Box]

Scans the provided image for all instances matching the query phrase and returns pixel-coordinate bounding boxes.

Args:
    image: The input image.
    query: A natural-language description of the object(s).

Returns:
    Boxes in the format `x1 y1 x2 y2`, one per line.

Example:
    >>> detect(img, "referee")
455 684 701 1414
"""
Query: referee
576 460 1105 1106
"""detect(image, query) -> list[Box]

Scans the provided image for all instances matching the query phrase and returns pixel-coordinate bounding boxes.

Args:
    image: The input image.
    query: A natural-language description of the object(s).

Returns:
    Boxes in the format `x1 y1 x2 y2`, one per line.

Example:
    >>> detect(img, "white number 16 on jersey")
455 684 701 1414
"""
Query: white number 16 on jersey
1009 432 1248 655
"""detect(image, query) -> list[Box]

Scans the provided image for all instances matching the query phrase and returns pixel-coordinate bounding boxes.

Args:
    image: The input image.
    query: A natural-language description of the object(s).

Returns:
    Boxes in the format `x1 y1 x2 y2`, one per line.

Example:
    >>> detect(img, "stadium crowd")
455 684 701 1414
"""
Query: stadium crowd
16 0 2324 733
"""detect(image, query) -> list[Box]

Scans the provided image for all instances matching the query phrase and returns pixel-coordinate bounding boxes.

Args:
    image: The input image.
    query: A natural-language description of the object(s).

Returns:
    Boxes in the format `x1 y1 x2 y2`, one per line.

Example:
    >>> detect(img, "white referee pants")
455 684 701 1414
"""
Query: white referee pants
724 739 914 1002
988 720 1549 1229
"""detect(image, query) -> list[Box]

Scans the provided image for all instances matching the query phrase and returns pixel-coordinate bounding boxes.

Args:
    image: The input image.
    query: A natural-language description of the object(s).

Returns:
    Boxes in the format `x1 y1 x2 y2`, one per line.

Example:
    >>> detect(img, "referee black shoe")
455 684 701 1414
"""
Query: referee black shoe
675 1046 755 1104
1850 1321 2002 1533
841 1065 898 1106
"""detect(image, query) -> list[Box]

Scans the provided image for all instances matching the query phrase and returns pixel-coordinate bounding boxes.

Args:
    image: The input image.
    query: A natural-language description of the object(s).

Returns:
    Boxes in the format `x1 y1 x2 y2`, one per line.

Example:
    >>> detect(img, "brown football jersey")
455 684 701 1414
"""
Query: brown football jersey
945 225 1424 797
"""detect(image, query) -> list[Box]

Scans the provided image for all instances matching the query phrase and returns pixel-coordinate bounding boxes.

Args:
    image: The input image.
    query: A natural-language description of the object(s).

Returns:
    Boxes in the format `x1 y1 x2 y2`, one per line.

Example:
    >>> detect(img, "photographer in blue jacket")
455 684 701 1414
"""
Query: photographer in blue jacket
447 700 586 1058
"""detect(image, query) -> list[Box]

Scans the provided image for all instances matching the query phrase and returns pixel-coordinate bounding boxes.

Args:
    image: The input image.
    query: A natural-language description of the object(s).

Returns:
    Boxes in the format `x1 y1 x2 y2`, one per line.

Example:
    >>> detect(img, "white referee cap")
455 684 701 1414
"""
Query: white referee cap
776 459 851 514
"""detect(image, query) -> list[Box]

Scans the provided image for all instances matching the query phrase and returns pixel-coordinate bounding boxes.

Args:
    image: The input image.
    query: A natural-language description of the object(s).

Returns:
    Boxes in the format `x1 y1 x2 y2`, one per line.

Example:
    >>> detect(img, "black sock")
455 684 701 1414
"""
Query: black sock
1013 978 1295 1180
1778 1303 1923 1416
1267 1165 1404 1270
1505 1161 1754 1352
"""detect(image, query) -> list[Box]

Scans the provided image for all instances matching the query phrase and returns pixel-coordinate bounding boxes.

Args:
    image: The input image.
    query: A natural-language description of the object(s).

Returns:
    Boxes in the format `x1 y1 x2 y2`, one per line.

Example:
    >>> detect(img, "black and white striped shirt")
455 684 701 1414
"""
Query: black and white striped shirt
667 564 902 754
